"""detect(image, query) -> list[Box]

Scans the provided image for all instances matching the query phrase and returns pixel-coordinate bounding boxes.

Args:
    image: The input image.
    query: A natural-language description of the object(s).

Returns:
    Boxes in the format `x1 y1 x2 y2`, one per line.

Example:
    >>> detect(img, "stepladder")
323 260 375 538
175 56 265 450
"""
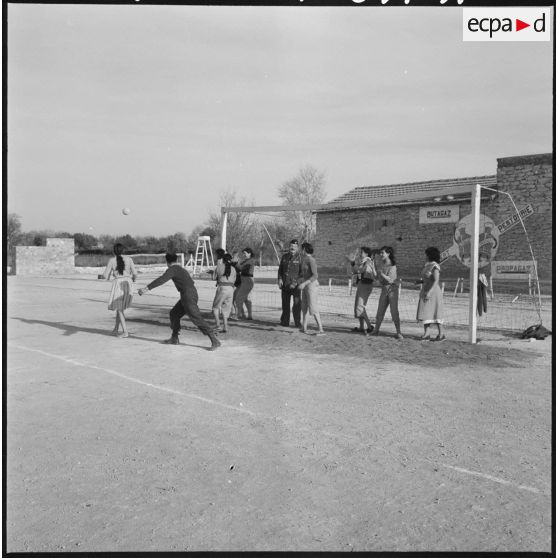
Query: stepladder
193 236 214 275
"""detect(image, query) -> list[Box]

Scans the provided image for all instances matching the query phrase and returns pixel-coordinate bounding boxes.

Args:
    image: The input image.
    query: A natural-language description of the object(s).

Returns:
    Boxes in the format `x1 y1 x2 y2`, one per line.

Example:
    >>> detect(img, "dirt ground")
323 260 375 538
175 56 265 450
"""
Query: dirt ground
6 274 553 552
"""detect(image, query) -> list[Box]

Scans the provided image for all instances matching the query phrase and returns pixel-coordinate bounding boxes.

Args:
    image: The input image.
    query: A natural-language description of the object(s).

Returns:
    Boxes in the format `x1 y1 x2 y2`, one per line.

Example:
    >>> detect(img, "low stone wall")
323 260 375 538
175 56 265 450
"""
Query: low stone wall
15 238 75 275
74 264 280 279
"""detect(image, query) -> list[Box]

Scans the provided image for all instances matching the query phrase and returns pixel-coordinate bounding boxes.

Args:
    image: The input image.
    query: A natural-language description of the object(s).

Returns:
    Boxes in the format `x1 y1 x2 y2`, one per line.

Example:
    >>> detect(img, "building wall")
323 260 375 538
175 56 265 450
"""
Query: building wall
314 153 552 282
15 238 75 275
492 154 553 280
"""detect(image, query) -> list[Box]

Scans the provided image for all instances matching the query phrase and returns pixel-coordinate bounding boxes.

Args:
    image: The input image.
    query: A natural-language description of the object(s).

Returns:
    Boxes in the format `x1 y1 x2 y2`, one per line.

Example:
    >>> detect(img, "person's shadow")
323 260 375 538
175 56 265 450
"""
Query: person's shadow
11 317 209 350
226 317 295 333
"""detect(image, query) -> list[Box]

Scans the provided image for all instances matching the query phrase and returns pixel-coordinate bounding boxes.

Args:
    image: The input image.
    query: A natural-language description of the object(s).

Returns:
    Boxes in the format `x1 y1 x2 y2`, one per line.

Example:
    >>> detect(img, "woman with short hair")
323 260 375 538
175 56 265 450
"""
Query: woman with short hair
298 242 325 336
416 246 445 341
234 247 255 320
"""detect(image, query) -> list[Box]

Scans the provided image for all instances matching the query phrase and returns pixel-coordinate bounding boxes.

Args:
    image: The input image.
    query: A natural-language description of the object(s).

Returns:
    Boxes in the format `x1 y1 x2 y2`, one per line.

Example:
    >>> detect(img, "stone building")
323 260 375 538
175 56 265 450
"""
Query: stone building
14 238 75 275
314 153 552 285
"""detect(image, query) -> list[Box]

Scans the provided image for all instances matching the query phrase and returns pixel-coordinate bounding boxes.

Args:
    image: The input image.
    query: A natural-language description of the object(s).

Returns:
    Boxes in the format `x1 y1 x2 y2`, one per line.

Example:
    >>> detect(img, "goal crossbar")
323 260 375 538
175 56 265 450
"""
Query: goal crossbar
221 183 477 215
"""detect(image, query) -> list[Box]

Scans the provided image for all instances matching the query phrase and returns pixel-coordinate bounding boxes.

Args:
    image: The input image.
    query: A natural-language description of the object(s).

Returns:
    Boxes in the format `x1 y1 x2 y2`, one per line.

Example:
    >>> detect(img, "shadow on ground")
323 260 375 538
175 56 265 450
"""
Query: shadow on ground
11 317 210 350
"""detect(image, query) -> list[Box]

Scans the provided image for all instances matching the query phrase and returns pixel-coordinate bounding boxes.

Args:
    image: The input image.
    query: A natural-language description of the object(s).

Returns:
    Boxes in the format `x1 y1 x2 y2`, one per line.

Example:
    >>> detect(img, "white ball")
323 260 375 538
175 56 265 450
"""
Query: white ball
122 208 131 215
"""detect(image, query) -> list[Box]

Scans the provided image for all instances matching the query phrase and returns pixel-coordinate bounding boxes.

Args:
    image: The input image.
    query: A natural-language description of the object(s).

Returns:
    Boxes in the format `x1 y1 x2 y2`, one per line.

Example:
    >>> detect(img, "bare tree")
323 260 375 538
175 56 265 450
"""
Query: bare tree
73 233 98 251
165 232 189 254
277 165 327 241
208 190 257 255
7 213 22 250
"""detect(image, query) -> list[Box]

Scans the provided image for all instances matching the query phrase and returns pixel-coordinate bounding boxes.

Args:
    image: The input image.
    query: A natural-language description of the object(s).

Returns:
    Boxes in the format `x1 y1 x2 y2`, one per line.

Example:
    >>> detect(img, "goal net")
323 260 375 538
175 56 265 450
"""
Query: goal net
219 192 548 339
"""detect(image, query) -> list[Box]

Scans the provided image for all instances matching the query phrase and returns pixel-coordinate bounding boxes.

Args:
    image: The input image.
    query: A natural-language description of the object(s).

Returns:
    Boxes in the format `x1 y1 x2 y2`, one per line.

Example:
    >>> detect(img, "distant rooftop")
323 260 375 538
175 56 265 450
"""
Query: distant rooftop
326 175 497 206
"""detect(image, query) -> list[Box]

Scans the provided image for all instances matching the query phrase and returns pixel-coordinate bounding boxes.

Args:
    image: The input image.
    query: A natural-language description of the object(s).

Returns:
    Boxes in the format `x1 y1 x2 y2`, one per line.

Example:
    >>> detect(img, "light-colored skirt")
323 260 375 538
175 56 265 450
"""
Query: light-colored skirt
108 276 133 311
301 281 319 316
354 281 373 318
212 285 234 316
235 276 254 304
416 285 444 324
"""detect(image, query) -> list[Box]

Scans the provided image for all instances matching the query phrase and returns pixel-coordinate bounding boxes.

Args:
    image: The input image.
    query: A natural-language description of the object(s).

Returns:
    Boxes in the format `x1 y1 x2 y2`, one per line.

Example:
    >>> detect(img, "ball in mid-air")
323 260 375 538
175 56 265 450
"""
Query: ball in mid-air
122 208 131 215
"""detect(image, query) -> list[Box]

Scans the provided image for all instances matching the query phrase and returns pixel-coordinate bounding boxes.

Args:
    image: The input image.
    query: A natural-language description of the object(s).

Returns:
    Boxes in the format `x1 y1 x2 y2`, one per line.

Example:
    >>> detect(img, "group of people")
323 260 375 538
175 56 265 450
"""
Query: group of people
99 248 221 350
277 239 325 335
348 244 444 341
98 245 258 351
98 239 445 350
210 247 255 334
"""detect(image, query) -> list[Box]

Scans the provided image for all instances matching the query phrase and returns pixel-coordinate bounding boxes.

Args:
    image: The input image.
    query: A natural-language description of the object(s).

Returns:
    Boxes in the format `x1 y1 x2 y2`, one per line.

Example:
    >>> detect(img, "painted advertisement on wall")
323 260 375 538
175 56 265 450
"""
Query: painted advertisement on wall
440 204 535 268
491 260 537 280
419 205 459 224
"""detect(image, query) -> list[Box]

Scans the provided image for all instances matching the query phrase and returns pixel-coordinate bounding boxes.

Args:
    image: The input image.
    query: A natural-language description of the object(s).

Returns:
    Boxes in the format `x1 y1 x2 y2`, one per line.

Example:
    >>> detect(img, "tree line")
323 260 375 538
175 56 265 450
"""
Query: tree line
7 166 327 266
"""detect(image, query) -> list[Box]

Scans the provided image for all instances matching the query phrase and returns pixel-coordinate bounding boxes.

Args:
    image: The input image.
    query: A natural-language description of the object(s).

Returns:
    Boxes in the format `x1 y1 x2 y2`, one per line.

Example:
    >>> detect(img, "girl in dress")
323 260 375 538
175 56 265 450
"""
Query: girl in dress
99 243 137 338
212 249 237 333
373 246 403 339
416 246 445 341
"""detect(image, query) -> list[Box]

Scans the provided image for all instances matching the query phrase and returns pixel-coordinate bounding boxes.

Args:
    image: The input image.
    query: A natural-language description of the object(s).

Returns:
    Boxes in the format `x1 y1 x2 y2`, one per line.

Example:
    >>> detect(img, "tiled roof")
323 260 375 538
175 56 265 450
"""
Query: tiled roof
327 175 497 205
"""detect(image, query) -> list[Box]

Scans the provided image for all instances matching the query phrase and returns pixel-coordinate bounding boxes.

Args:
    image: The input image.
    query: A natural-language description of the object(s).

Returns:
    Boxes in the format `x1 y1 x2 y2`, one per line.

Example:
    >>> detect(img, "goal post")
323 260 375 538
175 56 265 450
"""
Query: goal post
220 203 327 251
220 184 484 344
468 183 481 344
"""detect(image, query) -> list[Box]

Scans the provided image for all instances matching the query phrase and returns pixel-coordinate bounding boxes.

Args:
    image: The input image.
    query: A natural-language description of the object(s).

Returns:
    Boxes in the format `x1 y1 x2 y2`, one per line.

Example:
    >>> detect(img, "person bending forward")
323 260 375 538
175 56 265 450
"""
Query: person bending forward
138 253 221 350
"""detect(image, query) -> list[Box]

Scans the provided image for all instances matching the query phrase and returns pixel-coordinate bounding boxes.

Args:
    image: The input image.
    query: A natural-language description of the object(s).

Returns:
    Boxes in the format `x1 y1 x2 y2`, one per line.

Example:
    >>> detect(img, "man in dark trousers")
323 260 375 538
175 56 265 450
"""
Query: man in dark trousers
138 253 221 351
277 239 302 327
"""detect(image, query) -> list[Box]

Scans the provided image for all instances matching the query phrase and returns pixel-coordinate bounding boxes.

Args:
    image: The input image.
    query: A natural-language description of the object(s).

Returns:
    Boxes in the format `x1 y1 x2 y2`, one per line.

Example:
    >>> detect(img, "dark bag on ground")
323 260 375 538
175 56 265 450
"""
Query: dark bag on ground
521 324 552 340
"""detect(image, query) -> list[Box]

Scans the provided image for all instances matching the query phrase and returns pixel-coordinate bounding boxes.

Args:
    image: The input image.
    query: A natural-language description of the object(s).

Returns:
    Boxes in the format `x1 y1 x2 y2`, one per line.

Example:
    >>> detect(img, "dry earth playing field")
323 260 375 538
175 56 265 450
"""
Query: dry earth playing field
6 274 553 552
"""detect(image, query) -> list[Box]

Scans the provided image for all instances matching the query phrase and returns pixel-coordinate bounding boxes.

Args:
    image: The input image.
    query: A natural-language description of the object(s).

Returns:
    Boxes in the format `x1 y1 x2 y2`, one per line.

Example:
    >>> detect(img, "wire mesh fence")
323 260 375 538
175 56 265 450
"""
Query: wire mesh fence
191 277 549 333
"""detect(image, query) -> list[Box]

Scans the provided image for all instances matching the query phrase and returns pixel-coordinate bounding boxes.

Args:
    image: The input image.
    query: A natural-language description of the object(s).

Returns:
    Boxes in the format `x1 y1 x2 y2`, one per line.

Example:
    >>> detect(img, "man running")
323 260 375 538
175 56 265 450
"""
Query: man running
138 253 221 351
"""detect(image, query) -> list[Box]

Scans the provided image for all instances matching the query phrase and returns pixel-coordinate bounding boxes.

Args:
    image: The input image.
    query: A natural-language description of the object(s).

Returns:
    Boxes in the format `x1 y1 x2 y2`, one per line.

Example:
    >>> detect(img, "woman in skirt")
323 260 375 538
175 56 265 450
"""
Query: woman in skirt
298 242 325 336
212 249 237 333
416 246 445 341
99 243 137 338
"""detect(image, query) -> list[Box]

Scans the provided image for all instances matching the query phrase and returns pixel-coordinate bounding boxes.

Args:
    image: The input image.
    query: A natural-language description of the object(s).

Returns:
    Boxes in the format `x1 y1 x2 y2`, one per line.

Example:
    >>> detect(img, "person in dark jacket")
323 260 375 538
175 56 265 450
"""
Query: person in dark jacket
277 239 302 327
138 253 221 350
234 247 256 320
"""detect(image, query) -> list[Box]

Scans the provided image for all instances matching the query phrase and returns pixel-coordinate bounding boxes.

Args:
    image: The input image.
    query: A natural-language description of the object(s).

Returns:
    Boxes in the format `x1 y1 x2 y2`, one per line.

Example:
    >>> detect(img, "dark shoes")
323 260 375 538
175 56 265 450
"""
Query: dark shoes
208 334 221 351
163 336 179 345
351 327 374 334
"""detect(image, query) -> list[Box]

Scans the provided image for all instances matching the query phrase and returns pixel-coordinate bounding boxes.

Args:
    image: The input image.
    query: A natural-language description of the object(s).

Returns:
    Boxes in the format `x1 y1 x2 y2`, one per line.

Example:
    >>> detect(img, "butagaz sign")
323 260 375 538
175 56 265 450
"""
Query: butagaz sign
491 260 537 279
419 205 459 224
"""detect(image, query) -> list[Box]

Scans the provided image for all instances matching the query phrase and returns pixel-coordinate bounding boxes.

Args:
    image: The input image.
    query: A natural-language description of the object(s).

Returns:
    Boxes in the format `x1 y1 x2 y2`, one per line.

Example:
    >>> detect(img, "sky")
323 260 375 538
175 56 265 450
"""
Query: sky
7 4 554 237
